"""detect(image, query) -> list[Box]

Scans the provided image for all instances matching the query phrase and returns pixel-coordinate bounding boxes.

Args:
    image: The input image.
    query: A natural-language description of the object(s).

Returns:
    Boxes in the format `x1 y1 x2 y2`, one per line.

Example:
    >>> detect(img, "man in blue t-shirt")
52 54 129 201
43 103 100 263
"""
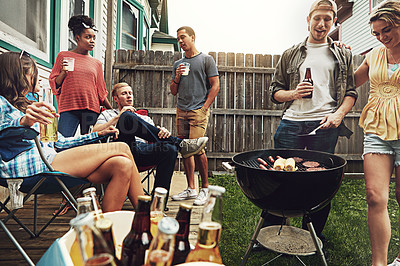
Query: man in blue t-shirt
170 26 220 206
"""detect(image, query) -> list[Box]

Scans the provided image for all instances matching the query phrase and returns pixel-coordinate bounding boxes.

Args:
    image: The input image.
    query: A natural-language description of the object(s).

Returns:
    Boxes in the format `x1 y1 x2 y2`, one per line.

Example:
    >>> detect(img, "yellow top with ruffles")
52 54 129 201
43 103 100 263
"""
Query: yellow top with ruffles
359 47 400 141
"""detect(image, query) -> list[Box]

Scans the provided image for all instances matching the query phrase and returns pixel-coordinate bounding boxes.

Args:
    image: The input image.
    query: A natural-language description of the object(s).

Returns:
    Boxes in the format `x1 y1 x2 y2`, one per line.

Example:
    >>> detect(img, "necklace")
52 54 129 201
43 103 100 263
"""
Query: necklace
389 50 400 71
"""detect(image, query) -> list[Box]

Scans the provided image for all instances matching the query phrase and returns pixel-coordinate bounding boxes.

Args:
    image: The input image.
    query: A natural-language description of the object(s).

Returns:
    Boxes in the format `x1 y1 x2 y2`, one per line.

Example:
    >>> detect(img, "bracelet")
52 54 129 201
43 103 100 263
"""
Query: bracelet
173 79 179 85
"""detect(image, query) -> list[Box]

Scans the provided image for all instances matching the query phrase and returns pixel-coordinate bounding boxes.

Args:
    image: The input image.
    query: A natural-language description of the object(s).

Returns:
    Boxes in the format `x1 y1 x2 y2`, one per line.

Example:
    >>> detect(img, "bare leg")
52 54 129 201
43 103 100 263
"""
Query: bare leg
194 153 209 188
182 156 196 189
51 142 144 211
364 153 393 266
395 166 400 260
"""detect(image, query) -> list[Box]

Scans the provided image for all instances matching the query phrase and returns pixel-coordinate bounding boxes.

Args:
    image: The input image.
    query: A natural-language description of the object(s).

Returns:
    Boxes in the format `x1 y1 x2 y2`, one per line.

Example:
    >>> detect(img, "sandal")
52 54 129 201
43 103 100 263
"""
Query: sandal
53 199 72 216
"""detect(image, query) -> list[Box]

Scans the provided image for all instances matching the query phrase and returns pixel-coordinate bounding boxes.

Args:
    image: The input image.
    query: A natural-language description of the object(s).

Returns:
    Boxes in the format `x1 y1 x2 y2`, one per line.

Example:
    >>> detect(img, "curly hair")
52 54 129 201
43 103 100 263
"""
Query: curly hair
0 52 37 112
68 15 97 36
370 0 400 27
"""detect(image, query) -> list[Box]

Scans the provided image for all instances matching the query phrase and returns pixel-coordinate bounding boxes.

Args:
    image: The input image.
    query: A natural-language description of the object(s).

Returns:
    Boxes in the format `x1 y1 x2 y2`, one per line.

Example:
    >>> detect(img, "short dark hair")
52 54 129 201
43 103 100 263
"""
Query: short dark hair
177 26 195 38
68 15 97 36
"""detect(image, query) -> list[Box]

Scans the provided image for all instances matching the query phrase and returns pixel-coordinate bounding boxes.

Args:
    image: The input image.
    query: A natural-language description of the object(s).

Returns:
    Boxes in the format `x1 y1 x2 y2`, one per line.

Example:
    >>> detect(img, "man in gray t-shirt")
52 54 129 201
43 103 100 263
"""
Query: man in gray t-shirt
170 26 220 206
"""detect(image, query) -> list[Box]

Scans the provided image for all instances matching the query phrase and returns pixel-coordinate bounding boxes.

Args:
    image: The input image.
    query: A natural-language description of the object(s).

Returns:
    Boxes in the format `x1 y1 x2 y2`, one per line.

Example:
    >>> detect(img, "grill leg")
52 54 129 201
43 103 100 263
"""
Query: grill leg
305 214 327 266
240 210 267 266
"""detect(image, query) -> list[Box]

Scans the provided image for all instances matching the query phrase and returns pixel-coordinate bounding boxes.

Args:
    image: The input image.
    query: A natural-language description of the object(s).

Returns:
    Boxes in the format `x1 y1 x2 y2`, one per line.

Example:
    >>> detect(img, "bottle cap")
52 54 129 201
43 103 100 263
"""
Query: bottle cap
77 196 92 203
82 187 97 195
154 187 168 195
208 185 225 194
179 203 193 210
138 195 152 202
158 217 179 235
70 212 94 227
95 217 113 231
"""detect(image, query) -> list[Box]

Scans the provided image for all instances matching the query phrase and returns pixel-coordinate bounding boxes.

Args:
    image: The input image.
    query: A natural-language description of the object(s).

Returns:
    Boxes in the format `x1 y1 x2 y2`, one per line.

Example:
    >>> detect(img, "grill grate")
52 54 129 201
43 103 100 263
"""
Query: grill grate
242 156 329 171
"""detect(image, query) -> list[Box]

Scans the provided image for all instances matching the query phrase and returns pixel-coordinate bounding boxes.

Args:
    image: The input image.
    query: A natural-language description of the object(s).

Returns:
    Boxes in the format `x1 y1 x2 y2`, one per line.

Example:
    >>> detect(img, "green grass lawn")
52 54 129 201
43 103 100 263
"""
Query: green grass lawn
209 174 400 266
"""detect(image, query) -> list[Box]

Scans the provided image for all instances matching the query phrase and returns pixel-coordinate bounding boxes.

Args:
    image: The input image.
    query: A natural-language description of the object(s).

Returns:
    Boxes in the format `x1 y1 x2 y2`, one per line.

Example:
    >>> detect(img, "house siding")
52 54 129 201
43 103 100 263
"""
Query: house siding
341 0 381 55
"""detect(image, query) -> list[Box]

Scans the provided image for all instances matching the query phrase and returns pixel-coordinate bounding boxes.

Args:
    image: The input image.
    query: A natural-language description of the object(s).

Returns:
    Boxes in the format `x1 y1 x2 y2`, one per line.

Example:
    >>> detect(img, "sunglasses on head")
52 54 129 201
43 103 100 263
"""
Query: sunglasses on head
19 50 31 59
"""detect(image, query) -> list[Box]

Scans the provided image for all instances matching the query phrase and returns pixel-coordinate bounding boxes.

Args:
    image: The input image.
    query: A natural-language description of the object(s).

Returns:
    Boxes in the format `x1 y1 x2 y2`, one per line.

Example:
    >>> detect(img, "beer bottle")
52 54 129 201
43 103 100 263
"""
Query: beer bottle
85 253 116 266
150 187 168 237
146 217 179 266
70 197 95 266
302 67 313 99
77 197 94 215
171 203 192 265
70 213 116 266
82 187 104 220
185 185 225 264
94 219 117 259
121 195 153 266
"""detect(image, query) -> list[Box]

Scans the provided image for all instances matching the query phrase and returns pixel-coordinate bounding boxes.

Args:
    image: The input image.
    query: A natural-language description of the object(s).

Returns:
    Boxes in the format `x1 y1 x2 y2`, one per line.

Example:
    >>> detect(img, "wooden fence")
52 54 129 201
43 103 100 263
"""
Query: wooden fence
112 50 369 172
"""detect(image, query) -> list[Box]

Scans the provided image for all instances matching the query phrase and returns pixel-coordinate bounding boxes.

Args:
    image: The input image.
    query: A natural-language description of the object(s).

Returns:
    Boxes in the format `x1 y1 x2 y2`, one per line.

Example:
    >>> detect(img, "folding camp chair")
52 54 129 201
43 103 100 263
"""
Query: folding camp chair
0 126 89 265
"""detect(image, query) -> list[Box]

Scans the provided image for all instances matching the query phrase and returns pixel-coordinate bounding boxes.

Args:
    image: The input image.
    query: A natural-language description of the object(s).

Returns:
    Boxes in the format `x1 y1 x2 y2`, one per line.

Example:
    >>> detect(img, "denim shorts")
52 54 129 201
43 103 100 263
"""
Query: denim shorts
363 134 400 166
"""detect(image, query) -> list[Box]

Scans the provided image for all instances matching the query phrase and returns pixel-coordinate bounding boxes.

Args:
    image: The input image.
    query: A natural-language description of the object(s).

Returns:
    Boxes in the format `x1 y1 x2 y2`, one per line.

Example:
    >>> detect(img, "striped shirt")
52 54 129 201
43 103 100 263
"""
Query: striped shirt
0 96 102 178
49 51 108 114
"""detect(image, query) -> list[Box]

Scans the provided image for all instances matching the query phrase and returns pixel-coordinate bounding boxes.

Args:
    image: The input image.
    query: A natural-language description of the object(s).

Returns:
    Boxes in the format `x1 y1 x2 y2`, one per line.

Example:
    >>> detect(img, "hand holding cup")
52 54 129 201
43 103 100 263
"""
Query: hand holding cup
62 57 75 72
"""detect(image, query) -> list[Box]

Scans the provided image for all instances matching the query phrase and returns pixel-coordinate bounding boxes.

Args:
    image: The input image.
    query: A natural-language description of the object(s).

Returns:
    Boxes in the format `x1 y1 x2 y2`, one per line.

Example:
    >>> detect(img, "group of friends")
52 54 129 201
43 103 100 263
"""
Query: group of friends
1 0 400 264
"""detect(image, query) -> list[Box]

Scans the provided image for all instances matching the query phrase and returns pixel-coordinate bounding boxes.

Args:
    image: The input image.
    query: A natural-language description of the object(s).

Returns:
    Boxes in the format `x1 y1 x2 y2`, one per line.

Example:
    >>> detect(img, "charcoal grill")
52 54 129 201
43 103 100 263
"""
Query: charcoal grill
224 148 346 266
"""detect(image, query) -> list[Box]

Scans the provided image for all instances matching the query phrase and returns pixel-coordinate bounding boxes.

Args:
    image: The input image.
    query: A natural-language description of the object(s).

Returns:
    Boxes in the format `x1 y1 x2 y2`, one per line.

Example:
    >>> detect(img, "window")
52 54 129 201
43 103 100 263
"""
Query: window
143 22 149 51
68 0 90 50
0 0 50 61
372 0 386 8
121 1 139 50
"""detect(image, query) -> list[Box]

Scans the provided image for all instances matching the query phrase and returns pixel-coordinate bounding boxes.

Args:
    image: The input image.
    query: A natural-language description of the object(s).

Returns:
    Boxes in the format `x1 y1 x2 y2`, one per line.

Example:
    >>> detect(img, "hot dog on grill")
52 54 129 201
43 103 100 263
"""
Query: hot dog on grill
259 164 268 170
257 158 268 167
268 156 275 163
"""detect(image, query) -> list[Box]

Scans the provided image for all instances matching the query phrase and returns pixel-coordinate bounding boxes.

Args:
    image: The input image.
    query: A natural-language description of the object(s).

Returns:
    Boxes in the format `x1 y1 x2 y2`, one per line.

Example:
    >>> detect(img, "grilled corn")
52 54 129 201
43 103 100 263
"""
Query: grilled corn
273 158 286 171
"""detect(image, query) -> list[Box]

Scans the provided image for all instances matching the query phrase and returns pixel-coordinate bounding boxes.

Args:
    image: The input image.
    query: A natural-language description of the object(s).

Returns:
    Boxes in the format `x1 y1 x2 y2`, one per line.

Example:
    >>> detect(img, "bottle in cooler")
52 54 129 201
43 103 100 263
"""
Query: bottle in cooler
185 185 225 264
70 197 95 266
150 187 168 238
171 203 192 265
146 217 179 266
121 195 153 266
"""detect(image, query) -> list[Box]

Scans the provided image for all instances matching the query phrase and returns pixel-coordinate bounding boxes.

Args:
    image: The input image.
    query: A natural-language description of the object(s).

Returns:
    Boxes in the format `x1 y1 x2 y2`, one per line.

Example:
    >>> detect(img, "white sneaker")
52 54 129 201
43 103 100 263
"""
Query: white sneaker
388 258 400 266
193 188 209 206
179 137 208 158
171 188 197 201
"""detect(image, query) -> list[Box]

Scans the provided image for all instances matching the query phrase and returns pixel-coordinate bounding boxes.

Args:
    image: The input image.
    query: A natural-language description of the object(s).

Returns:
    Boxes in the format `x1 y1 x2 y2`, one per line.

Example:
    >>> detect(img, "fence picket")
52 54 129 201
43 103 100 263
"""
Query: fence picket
113 50 366 171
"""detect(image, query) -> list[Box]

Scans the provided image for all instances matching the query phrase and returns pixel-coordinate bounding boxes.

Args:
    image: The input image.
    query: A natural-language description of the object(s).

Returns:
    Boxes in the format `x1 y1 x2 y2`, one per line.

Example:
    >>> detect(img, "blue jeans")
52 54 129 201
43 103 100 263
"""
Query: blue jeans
264 119 339 238
274 119 339 153
58 110 99 137
116 112 182 196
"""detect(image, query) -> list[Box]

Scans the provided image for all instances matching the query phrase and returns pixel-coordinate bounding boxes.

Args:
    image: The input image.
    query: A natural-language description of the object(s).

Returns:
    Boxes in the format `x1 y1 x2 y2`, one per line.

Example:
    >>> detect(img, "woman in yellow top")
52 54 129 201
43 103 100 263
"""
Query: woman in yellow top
355 1 400 265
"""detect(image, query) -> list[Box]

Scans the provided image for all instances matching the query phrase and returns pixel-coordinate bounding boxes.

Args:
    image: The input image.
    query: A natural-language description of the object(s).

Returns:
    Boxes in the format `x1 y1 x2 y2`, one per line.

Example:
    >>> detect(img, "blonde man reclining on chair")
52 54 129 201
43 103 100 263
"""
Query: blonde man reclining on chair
93 83 208 207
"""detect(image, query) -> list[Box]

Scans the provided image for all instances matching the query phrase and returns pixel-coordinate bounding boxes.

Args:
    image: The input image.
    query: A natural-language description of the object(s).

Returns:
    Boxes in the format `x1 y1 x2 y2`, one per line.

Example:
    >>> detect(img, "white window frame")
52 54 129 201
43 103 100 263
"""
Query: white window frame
120 0 140 50
372 0 386 8
0 0 51 62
